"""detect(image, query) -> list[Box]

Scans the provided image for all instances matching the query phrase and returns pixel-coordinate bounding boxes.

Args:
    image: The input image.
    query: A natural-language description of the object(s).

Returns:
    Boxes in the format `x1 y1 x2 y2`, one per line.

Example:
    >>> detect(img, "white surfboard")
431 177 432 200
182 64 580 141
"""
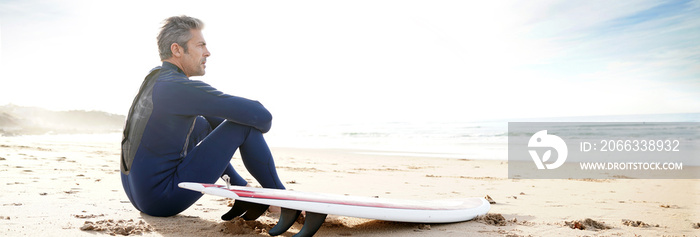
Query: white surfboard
178 182 490 223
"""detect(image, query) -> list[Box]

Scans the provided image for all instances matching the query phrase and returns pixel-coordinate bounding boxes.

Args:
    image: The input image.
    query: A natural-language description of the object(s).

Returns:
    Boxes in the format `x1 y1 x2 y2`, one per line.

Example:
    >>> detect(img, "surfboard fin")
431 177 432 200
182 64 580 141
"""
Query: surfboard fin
268 208 301 236
221 200 269 221
294 212 327 237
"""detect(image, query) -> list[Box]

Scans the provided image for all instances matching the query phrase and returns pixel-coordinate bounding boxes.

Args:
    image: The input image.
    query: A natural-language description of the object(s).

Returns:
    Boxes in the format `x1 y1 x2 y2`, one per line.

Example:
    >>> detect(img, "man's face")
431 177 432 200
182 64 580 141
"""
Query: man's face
181 29 210 77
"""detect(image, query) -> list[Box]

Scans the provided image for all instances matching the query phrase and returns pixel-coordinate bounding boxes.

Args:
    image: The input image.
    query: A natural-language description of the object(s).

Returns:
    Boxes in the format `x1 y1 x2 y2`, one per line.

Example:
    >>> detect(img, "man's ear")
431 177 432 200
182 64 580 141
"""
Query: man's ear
170 43 182 58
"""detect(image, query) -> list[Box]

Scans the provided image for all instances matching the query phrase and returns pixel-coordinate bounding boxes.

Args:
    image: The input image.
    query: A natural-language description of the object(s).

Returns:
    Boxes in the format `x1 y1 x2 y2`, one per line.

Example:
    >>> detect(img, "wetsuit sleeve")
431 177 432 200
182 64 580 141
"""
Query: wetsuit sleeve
155 80 272 133
204 116 226 129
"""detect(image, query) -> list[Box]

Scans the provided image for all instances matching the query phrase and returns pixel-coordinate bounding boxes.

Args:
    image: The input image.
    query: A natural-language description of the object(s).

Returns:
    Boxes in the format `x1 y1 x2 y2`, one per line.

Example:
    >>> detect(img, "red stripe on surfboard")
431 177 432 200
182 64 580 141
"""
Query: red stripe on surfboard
201 183 458 210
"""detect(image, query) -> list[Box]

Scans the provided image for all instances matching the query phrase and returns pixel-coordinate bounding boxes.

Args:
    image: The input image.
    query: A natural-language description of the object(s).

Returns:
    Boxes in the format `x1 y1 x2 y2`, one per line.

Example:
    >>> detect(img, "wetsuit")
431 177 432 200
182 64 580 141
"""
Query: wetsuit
120 62 285 217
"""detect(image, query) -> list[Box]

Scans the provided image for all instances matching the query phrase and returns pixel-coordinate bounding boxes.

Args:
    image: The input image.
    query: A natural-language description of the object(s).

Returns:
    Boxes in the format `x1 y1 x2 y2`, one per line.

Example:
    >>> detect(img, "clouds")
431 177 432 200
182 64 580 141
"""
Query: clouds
483 0 700 118
0 0 698 123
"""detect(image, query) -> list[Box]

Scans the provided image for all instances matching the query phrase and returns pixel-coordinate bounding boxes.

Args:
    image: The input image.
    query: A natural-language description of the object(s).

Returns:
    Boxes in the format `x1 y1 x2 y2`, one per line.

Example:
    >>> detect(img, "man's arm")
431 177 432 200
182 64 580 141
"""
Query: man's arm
204 116 225 129
156 79 273 133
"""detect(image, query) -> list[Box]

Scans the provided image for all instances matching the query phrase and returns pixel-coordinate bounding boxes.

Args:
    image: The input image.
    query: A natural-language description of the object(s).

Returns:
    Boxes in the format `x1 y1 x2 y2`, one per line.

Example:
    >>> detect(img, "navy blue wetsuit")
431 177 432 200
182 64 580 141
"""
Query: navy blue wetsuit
120 62 285 217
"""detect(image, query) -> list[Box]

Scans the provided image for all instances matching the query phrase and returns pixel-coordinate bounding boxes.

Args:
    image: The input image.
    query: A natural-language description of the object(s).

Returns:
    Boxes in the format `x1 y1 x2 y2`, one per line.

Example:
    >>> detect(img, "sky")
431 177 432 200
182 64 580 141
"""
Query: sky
1 0 699 127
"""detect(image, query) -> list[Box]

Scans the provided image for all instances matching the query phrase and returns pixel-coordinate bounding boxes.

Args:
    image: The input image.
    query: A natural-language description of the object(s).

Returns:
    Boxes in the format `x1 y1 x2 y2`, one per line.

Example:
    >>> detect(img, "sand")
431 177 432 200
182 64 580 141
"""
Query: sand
1 133 698 236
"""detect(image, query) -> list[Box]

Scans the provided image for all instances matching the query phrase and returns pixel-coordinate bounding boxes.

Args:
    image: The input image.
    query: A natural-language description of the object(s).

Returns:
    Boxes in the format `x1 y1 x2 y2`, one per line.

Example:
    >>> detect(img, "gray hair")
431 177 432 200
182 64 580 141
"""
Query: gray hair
157 15 204 60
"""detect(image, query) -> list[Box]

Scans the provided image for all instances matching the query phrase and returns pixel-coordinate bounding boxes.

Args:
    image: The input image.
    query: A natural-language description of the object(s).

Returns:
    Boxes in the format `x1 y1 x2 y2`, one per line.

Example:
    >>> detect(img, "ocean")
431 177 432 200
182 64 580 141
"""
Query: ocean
5 113 698 163
265 113 700 161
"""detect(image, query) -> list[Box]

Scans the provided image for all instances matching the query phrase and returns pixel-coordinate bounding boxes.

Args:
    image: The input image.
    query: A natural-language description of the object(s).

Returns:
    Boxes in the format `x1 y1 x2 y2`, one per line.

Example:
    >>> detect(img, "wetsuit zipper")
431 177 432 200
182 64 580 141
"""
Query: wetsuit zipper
180 118 197 158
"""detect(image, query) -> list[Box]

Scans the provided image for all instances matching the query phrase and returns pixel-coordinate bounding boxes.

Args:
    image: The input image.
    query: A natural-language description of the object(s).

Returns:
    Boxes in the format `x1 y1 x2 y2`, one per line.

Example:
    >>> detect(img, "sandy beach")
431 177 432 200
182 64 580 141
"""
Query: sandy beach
1 133 698 236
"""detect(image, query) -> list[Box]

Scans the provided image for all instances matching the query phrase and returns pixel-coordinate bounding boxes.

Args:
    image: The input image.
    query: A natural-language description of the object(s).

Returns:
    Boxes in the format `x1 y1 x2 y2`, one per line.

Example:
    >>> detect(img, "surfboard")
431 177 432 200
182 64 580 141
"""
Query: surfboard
179 182 490 236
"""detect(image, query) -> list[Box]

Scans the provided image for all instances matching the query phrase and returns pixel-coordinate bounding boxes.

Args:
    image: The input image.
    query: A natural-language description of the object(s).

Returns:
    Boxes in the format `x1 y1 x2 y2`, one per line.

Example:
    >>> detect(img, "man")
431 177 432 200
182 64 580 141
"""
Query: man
120 15 285 218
